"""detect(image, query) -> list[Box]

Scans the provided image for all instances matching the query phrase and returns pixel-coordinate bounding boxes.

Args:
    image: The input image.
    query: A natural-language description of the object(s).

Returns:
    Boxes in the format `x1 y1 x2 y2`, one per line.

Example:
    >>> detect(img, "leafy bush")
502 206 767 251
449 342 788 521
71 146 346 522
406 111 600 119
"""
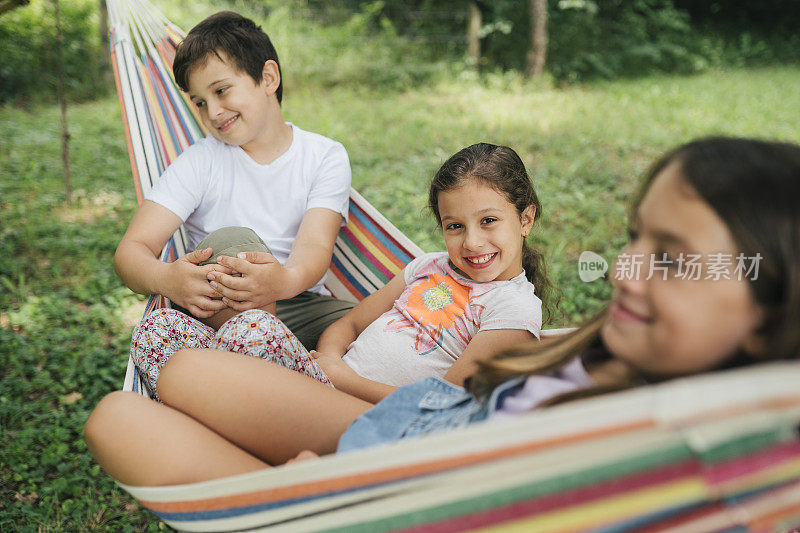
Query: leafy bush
0 0 451 105
478 0 706 82
319 0 800 82
0 0 110 105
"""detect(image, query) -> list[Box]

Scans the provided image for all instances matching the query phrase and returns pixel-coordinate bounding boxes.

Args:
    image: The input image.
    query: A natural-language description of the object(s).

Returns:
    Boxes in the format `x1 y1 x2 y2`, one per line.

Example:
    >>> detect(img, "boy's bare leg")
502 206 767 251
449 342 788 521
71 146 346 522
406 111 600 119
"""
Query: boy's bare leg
157 349 370 465
85 391 268 486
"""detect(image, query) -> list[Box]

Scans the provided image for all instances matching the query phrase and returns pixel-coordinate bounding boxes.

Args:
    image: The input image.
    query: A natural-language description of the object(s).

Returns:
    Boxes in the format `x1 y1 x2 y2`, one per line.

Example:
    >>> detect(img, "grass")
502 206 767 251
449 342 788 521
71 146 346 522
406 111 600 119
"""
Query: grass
2 65 800 531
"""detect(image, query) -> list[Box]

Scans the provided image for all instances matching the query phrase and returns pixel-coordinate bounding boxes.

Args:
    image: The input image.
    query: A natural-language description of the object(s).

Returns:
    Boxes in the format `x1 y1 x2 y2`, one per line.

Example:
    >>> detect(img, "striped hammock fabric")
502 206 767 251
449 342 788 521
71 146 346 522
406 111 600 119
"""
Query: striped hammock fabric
106 1 800 531
107 0 424 395
117 362 800 532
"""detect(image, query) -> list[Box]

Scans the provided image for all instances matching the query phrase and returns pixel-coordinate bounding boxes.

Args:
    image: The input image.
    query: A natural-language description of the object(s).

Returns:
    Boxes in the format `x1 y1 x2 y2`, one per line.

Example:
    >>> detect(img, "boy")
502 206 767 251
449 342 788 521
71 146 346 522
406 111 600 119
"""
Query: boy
115 11 353 349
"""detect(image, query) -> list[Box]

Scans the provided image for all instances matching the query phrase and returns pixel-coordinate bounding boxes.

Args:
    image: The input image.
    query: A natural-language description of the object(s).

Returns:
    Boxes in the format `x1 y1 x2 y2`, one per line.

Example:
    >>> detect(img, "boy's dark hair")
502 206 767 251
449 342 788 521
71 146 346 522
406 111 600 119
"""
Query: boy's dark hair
173 11 283 104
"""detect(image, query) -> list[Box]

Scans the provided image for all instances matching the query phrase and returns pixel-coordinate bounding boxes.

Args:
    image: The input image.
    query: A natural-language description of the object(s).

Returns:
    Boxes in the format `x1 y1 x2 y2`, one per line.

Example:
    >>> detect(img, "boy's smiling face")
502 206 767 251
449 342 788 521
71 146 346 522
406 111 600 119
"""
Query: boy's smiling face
187 51 278 156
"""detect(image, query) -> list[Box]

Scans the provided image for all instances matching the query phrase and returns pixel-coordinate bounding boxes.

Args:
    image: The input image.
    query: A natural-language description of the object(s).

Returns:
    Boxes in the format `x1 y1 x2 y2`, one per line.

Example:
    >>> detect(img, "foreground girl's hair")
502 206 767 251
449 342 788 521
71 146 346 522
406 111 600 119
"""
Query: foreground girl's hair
469 136 800 398
428 142 557 322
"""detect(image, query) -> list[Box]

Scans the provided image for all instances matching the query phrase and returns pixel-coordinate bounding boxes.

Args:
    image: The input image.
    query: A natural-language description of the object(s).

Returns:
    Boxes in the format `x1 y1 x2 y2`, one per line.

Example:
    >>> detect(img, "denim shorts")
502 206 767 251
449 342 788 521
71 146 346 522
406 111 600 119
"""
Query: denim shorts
337 376 525 453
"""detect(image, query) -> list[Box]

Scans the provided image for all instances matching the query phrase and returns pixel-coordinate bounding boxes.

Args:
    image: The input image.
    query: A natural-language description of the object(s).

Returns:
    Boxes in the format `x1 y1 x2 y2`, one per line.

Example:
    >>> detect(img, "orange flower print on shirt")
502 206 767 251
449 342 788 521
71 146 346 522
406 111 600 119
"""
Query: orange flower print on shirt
406 273 469 328
385 271 485 355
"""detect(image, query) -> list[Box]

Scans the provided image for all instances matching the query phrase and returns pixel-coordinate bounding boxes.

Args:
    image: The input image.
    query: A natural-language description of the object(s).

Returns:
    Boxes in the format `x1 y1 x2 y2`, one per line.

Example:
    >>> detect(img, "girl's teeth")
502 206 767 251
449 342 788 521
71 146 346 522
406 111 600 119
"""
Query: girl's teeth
467 253 494 264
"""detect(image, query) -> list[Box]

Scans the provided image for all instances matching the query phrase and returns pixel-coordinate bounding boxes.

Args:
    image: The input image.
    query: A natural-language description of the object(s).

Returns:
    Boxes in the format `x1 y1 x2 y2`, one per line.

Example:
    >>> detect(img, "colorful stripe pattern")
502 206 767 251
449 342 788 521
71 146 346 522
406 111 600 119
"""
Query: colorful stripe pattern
107 2 800 531
326 188 423 302
117 363 800 532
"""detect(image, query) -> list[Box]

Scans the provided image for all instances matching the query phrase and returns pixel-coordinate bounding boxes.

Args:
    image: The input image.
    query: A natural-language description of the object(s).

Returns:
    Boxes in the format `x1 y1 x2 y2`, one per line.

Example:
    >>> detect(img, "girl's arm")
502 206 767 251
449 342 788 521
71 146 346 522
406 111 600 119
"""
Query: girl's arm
310 353 398 404
312 272 408 403
316 271 408 355
318 326 537 402
442 329 538 386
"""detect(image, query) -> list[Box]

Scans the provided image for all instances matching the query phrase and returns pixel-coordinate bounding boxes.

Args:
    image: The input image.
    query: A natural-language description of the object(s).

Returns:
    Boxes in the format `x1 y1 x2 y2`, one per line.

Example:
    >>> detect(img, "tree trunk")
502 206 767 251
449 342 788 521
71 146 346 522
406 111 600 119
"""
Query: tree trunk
99 0 111 86
54 0 72 203
97 0 111 69
526 0 548 77
0 0 29 17
467 1 481 71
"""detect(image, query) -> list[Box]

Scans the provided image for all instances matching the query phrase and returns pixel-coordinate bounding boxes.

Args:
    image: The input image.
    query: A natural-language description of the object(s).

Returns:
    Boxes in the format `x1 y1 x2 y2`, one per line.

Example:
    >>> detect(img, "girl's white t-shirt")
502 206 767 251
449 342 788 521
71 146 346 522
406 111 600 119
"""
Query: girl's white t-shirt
343 252 542 386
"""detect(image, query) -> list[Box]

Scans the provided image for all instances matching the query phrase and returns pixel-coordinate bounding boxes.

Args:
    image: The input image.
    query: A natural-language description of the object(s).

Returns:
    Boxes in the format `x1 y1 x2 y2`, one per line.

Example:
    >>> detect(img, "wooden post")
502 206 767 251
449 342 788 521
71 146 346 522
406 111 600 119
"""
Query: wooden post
54 0 72 203
467 1 481 71
526 0 548 77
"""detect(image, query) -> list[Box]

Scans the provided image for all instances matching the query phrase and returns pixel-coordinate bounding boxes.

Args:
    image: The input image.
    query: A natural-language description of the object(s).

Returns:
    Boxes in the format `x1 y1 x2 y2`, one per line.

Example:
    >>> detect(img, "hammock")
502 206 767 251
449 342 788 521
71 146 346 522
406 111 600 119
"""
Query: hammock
106 1 800 530
107 0 429 395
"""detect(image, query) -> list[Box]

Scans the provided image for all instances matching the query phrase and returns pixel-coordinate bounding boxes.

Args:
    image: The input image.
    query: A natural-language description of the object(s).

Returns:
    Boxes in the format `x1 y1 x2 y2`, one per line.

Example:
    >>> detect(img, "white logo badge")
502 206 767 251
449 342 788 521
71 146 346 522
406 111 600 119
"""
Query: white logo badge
578 251 608 282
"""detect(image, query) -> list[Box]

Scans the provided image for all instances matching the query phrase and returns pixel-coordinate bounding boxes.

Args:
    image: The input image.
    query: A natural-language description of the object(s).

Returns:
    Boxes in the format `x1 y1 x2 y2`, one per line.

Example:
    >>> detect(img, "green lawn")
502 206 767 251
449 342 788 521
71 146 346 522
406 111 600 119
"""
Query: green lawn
2 65 799 531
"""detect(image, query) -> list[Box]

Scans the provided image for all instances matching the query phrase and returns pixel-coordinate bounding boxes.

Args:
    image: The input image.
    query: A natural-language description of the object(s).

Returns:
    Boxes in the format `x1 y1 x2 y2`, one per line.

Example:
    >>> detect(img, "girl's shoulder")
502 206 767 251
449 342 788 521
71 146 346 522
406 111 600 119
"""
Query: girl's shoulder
404 252 451 280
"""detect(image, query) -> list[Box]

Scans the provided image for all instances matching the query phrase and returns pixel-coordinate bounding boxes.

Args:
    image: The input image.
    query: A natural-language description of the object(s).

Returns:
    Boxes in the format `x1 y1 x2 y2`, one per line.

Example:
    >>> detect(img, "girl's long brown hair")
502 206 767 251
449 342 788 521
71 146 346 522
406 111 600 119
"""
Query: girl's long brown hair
429 143 557 323
469 137 800 399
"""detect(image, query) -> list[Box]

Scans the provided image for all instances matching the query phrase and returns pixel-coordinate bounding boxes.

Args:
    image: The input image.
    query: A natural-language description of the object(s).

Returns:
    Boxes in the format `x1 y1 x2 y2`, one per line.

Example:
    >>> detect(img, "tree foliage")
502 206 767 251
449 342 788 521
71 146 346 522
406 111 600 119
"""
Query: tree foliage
310 0 800 81
0 0 108 105
1 0 799 104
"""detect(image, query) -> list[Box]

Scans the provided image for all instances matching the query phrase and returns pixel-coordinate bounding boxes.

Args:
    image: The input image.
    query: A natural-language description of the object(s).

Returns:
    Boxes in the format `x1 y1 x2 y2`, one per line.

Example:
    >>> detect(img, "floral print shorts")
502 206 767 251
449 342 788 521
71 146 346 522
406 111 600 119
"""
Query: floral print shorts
131 308 332 401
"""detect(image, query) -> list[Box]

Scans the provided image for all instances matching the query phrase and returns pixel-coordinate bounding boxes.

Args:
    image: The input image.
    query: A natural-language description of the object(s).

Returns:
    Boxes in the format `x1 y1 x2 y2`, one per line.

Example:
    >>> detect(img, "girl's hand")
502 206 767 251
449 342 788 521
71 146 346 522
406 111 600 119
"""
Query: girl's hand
208 252 299 311
311 350 397 403
309 350 356 385
166 248 229 318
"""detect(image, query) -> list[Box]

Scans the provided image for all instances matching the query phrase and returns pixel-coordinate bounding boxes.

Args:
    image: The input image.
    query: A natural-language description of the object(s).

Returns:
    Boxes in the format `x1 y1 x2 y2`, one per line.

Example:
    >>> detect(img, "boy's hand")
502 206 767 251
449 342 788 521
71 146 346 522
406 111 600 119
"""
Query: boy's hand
209 251 299 311
165 248 230 318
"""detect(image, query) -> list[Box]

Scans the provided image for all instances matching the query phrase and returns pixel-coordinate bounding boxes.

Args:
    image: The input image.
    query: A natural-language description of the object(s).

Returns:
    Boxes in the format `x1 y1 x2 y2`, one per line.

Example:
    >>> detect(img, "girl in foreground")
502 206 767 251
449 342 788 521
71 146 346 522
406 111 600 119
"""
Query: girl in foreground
85 137 800 487
133 143 549 403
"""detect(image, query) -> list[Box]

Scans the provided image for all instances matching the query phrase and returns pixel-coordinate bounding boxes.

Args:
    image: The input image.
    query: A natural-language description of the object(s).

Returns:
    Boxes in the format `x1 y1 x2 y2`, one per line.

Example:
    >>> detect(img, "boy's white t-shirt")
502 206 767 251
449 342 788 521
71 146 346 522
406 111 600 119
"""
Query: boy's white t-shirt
342 252 542 386
145 123 351 295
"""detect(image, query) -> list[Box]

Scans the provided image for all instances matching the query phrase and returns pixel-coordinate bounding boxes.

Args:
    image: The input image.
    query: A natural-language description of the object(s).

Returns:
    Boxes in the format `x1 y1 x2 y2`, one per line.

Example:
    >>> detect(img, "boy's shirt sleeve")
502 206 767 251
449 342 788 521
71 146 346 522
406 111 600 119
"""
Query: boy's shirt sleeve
145 140 210 221
306 142 352 225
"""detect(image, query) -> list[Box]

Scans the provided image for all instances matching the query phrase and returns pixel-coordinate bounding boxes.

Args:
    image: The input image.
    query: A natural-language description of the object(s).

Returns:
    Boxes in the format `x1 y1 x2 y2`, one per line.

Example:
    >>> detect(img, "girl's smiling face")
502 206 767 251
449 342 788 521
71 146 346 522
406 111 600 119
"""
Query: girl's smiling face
601 161 765 378
437 180 535 283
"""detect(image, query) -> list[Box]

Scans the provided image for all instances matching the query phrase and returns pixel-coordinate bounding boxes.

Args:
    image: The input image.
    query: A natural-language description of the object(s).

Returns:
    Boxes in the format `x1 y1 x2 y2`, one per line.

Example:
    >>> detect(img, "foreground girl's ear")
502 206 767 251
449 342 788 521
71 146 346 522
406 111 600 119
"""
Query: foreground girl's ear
738 306 769 359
